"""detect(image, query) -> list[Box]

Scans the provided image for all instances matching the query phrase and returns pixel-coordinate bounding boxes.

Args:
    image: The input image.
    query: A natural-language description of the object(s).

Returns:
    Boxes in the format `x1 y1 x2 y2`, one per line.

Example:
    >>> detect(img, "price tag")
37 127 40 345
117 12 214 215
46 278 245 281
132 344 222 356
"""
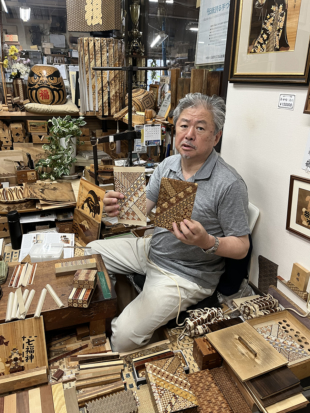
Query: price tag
278 94 295 110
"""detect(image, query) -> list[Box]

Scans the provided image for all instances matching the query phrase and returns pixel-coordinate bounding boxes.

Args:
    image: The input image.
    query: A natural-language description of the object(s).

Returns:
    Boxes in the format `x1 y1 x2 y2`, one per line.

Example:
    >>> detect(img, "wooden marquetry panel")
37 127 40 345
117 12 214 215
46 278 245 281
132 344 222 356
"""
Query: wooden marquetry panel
95 38 103 116
52 383 67 413
88 38 96 112
207 323 287 382
76 178 105 223
29 388 42 413
101 38 109 116
72 209 101 247
0 317 47 384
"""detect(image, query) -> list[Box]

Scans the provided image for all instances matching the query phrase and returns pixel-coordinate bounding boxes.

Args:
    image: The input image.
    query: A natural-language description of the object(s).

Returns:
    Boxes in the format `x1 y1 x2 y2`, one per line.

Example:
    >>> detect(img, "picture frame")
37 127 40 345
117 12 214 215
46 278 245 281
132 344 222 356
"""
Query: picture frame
229 0 310 84
286 175 310 241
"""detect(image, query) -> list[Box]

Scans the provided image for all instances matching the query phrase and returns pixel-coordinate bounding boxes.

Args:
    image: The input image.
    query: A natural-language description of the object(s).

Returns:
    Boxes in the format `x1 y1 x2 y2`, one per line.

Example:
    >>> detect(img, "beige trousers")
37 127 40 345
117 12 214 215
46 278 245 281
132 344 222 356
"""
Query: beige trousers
87 237 212 352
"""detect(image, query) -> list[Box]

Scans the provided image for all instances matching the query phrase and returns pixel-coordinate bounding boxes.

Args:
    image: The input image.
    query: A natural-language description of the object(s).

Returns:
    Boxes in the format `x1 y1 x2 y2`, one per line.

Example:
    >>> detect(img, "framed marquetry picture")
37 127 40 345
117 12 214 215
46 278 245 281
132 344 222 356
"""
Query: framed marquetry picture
229 0 310 83
286 175 310 241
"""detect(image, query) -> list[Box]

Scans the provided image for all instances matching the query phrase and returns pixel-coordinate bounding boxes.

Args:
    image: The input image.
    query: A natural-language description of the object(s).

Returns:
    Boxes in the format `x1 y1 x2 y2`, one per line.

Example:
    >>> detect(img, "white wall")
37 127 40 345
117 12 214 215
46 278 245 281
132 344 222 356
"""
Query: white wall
221 82 310 287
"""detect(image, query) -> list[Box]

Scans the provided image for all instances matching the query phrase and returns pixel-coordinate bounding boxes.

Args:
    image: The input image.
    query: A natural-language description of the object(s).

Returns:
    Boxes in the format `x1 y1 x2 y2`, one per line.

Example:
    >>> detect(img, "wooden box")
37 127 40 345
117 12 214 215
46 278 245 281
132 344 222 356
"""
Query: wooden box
32 133 50 144
27 120 48 133
13 135 29 143
246 310 310 380
9 123 25 132
0 136 12 146
290 263 310 292
0 129 11 141
81 127 90 138
1 145 12 151
16 169 38 184
193 337 222 370
0 217 9 238
56 221 73 233
73 269 97 289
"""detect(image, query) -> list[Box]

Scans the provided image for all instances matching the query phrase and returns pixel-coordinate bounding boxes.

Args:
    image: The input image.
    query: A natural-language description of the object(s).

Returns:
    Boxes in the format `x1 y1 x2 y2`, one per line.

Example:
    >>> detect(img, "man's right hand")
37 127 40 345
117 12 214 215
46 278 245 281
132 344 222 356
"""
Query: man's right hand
103 191 124 217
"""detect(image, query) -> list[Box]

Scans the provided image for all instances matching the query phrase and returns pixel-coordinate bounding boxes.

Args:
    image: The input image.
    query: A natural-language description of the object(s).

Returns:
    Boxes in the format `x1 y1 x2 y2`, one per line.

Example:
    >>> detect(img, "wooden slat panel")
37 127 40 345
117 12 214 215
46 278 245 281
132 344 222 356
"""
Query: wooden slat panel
0 367 47 395
109 40 116 116
52 383 67 413
89 38 96 112
266 394 308 413
95 38 103 116
40 385 55 413
101 39 109 116
29 388 41 413
207 323 288 382
190 69 205 93
205 71 222 96
16 391 29 413
4 394 16 413
170 68 180 110
114 40 120 114
64 388 79 413
83 38 90 113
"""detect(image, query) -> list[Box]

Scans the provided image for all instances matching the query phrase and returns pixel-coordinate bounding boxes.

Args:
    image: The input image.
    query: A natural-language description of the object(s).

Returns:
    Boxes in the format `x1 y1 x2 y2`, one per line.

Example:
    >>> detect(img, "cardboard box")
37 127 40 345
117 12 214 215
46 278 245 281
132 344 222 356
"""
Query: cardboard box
4 34 18 42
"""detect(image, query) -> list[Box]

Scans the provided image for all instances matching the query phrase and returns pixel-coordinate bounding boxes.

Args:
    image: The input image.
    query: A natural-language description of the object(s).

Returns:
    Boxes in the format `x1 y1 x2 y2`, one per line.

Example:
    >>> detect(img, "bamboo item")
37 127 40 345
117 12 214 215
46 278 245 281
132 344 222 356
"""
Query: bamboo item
16 289 29 319
15 287 26 317
34 288 47 318
20 289 35 319
11 292 18 320
5 292 14 322
46 284 65 308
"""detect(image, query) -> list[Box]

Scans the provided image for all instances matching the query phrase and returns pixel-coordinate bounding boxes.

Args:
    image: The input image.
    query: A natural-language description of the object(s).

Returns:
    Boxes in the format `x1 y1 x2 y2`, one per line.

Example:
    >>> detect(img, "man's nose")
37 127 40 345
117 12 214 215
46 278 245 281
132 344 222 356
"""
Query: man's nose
185 126 195 140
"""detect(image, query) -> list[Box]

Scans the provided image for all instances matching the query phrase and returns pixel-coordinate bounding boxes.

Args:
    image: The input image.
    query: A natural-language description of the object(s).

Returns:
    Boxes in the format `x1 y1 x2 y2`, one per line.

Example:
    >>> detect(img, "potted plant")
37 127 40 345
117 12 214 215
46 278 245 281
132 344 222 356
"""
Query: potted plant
35 115 86 180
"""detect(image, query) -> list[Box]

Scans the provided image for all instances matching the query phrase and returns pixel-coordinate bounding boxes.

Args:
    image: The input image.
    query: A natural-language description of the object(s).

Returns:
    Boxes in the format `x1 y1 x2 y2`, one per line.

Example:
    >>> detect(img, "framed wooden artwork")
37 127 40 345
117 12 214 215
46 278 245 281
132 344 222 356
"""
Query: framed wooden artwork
72 209 101 247
229 0 310 83
286 175 310 241
76 178 106 224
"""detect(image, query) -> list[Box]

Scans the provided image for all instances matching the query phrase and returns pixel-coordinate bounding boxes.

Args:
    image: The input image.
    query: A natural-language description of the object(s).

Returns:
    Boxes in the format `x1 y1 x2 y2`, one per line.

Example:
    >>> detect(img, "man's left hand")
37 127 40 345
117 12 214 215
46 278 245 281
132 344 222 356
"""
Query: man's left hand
171 219 214 249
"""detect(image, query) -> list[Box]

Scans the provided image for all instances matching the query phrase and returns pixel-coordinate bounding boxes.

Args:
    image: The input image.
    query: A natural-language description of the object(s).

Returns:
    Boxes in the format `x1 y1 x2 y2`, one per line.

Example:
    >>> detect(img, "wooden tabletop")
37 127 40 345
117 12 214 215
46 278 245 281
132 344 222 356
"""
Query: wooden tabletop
0 254 118 331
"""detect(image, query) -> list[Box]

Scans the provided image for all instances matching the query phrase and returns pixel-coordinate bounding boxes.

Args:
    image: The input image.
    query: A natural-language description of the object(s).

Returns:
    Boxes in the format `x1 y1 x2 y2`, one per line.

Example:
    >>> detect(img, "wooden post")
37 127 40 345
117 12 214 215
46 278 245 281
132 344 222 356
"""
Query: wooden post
190 69 205 94
170 68 180 111
0 63 7 104
205 71 222 97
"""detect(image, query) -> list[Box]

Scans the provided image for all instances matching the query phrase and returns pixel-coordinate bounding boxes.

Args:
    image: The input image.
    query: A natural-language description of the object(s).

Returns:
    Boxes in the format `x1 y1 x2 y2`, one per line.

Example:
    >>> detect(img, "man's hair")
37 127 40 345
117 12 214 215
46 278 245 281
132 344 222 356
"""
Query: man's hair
173 93 226 135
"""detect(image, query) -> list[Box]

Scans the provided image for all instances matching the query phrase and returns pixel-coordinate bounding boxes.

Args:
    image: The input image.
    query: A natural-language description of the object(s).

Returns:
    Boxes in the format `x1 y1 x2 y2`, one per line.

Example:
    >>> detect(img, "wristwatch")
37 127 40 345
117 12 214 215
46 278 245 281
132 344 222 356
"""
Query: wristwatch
202 236 220 254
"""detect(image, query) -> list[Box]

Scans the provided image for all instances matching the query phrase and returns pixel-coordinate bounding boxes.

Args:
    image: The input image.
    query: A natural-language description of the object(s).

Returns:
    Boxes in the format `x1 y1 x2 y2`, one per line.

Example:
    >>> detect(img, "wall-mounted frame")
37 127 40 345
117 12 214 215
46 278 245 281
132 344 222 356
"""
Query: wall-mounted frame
286 175 310 242
229 0 310 84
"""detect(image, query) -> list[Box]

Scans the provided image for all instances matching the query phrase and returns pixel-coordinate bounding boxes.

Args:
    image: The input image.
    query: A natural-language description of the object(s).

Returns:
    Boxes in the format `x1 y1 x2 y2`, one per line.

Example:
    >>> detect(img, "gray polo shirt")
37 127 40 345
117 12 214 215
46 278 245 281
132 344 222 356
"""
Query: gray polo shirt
146 149 250 291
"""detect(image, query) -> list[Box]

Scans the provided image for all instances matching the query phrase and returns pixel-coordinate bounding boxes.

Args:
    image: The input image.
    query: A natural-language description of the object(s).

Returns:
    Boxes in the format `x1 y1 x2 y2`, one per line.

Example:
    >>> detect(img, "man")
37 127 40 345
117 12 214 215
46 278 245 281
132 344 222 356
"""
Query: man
88 93 250 352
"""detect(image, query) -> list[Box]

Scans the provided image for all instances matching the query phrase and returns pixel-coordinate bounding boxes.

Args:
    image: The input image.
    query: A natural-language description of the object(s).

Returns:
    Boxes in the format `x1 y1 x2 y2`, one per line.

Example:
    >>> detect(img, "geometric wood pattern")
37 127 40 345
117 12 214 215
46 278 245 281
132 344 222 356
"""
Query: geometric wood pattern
76 178 105 223
145 357 198 413
114 167 147 226
187 369 232 413
258 256 278 294
207 323 288 382
154 178 198 231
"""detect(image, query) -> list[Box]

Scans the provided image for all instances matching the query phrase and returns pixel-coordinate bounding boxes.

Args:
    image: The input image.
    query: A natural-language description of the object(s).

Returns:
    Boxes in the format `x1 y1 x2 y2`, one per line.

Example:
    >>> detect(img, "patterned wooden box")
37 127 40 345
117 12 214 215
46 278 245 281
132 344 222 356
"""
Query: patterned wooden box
16 169 38 184
145 357 198 413
73 269 97 289
193 337 222 370
154 178 198 231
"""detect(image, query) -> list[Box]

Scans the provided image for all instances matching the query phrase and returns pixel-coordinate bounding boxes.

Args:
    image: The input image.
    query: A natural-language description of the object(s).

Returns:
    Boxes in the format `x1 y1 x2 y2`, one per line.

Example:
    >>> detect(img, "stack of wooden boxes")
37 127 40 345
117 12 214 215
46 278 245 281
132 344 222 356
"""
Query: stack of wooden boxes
0 122 12 150
27 120 49 148
10 122 29 144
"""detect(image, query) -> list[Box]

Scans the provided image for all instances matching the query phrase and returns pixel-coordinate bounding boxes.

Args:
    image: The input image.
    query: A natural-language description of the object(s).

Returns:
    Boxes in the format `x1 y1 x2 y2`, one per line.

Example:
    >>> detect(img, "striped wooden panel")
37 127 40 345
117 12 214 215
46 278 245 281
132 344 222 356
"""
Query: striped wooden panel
16 392 29 413
83 38 90 113
89 38 96 112
52 383 67 413
40 385 55 413
109 39 116 116
79 38 88 113
0 398 3 413
101 38 109 116
29 388 42 413
4 394 16 413
95 38 103 116
64 388 79 413
114 39 120 113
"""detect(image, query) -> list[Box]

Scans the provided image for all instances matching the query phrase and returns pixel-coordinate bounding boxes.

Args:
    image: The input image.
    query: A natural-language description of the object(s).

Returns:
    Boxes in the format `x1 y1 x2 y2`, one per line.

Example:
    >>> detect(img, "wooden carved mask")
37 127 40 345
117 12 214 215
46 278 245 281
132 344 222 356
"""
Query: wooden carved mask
27 65 67 105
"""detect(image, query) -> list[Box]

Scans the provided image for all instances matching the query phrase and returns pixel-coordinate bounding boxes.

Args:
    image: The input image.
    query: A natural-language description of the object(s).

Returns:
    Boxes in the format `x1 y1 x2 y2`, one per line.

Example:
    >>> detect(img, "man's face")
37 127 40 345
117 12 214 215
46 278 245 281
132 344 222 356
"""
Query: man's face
175 106 222 162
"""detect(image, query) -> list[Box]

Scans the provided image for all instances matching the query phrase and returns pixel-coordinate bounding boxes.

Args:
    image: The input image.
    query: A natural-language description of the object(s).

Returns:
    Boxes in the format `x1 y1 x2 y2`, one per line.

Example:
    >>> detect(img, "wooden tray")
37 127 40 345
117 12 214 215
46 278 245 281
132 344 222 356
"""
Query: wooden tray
0 186 26 203
246 310 310 379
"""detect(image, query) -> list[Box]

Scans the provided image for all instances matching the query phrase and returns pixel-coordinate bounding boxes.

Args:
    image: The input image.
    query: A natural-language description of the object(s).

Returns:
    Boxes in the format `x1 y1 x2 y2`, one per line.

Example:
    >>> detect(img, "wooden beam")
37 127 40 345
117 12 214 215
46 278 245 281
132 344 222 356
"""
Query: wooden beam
76 366 123 380
205 71 222 97
0 367 47 395
170 68 181 111
190 69 205 93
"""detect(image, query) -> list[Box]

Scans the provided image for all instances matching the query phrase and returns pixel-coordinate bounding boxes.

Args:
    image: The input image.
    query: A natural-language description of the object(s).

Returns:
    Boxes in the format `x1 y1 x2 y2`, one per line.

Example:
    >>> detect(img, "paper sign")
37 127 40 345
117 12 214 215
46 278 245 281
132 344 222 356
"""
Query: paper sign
278 94 295 110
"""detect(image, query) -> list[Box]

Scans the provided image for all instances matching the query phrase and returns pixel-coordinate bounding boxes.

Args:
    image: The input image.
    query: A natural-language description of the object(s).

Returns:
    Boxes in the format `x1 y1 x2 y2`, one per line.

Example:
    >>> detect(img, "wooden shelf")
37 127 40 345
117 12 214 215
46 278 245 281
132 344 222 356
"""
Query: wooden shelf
0 111 115 119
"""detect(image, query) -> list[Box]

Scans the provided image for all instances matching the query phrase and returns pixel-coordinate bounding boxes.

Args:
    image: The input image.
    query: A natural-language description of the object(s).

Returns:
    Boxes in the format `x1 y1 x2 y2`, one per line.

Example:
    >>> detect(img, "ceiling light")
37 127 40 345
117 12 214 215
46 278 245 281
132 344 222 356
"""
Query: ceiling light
1 0 8 13
20 6 31 22
190 27 198 31
149 0 174 2
150 32 168 48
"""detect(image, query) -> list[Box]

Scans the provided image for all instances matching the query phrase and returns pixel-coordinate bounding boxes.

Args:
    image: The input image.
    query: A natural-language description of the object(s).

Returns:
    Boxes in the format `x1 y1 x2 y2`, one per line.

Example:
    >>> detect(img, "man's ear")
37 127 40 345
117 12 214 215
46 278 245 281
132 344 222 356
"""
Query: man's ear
213 130 222 146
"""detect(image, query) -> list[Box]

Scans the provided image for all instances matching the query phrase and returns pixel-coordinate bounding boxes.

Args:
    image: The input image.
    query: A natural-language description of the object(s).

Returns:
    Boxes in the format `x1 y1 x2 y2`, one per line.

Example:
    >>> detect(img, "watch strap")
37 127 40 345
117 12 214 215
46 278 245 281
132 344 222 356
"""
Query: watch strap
202 236 220 254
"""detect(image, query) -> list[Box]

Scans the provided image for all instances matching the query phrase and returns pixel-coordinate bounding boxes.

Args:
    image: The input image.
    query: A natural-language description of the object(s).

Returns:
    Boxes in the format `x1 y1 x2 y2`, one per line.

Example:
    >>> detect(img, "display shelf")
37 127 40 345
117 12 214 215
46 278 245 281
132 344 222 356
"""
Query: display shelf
0 111 115 119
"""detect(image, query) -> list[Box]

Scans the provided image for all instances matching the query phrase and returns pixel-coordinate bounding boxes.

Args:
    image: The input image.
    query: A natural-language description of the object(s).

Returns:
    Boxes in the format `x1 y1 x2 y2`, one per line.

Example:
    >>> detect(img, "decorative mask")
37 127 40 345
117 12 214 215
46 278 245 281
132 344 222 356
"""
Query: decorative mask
27 64 67 105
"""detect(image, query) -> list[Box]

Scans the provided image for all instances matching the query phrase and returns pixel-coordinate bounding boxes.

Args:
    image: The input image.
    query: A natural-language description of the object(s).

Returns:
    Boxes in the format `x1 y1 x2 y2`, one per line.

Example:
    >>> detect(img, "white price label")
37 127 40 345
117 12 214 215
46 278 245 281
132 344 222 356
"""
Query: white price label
278 94 295 110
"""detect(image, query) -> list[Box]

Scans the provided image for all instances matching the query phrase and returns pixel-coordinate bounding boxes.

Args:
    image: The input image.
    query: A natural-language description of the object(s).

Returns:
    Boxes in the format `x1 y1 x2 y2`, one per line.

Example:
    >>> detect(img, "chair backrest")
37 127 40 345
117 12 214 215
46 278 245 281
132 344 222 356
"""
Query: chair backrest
248 202 260 233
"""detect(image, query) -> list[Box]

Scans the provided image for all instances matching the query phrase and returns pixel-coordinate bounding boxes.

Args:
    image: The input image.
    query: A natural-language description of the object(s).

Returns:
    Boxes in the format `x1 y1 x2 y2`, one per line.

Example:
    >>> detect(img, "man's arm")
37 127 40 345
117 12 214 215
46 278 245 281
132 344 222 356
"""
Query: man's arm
147 199 156 216
172 220 250 260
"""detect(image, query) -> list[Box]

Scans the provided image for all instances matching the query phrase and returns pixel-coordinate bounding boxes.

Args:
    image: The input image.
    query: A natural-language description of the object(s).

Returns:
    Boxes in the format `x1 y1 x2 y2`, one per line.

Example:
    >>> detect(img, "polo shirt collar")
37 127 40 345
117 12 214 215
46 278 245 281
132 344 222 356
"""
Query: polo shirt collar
170 149 218 180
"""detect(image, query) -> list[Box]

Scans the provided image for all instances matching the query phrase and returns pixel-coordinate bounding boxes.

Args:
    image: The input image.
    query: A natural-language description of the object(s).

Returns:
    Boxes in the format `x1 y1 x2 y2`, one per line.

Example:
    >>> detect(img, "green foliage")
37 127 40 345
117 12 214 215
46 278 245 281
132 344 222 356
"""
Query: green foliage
35 115 86 180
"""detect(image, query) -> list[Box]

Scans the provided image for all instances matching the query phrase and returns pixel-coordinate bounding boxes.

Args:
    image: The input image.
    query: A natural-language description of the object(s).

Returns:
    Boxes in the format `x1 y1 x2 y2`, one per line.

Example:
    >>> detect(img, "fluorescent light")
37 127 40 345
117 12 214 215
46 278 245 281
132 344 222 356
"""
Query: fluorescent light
151 35 161 48
1 0 8 13
190 27 198 31
20 6 31 22
150 0 174 2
